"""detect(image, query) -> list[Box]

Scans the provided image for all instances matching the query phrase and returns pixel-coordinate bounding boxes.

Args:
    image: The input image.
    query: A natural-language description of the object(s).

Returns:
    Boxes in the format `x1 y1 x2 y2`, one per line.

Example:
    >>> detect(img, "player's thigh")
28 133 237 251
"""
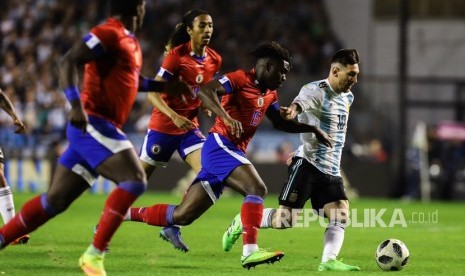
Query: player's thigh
0 162 6 187
47 164 90 210
184 149 202 173
225 164 267 197
96 148 146 184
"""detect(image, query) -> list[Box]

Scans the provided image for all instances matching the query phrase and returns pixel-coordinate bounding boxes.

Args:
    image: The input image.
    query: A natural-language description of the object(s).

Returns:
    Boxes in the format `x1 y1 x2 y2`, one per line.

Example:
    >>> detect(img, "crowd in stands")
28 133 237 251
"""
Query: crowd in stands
0 0 342 157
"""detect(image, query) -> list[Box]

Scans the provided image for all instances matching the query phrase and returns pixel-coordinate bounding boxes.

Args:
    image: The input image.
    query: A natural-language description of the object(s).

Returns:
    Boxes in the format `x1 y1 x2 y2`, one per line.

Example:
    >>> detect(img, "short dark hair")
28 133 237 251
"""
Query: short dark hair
110 0 143 16
331 49 359 66
249 41 291 64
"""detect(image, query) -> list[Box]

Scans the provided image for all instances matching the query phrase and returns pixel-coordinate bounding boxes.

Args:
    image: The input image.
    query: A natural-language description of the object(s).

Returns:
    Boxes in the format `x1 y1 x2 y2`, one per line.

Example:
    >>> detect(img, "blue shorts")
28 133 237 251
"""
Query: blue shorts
58 115 134 185
139 128 205 167
193 133 251 202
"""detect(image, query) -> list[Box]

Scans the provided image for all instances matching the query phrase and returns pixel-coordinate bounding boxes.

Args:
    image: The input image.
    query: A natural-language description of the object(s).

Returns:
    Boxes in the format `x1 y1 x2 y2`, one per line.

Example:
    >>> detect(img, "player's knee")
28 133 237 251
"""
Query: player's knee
247 183 267 197
173 211 196 226
128 168 147 184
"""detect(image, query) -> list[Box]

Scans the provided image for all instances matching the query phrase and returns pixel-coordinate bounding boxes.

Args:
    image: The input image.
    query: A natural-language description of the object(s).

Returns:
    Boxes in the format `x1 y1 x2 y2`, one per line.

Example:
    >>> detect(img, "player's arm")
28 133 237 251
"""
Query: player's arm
0 88 26 134
58 42 95 133
198 80 243 138
146 75 195 131
138 75 192 100
266 103 332 148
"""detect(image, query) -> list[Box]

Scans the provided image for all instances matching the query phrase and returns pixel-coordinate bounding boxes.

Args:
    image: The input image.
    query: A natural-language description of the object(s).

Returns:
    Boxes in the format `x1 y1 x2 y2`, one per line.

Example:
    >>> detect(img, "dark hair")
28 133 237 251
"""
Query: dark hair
249 41 291 64
331 49 359 66
110 0 144 16
165 9 209 52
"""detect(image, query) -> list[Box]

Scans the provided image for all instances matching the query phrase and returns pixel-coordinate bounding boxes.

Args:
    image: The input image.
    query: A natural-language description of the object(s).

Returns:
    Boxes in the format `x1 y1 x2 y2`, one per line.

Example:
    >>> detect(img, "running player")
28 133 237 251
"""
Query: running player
222 49 361 271
125 9 221 252
0 88 29 245
0 1 191 275
127 41 332 269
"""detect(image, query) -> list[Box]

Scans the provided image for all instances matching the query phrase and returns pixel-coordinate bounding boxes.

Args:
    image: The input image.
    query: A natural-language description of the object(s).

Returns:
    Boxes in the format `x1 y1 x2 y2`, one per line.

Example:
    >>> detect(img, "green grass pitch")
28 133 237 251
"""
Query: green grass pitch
0 192 463 275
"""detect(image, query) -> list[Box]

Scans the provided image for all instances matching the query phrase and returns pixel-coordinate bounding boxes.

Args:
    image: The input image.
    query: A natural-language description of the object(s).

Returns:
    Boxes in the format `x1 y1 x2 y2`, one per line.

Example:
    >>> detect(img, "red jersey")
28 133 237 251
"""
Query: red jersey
81 18 142 129
148 42 222 134
210 69 279 153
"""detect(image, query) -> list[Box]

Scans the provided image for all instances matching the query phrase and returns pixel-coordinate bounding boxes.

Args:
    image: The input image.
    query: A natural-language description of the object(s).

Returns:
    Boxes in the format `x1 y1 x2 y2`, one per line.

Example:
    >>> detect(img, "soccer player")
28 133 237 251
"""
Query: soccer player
126 9 221 252
0 1 191 275
0 88 29 245
222 49 361 272
127 41 332 269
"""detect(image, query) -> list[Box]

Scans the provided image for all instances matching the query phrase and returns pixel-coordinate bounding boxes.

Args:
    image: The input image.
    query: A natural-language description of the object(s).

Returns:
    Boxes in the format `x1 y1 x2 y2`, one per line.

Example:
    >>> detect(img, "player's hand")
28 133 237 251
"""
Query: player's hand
12 118 26 134
280 106 298 120
223 116 243 138
313 126 332 148
68 106 88 133
171 114 196 131
165 80 194 104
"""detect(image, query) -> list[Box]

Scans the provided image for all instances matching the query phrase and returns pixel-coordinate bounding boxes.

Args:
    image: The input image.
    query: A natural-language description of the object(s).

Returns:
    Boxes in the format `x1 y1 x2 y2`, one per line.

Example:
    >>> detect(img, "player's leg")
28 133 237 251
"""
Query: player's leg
0 161 90 248
126 130 179 223
0 148 30 245
0 149 14 226
0 161 19 243
157 133 204 252
314 174 360 271
222 156 311 251
225 164 284 269
74 116 146 275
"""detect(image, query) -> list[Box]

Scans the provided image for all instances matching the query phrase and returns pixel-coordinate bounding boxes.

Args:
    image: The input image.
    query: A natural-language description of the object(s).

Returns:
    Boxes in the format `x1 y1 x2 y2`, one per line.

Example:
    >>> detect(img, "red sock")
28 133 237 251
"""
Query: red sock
93 187 139 251
129 207 146 222
241 196 263 245
143 204 173 226
0 195 54 245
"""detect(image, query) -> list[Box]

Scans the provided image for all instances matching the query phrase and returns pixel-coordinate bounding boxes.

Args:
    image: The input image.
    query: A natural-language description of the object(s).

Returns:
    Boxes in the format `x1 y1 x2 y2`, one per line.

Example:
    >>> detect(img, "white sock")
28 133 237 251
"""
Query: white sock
243 243 259 257
0 186 15 224
321 221 346 262
260 208 275 228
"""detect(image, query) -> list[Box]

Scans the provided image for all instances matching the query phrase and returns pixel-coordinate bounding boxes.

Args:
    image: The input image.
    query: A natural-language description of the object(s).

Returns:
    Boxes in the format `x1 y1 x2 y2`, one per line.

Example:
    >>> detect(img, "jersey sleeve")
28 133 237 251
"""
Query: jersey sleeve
292 83 322 112
84 24 118 57
157 50 180 81
219 70 247 94
267 93 280 112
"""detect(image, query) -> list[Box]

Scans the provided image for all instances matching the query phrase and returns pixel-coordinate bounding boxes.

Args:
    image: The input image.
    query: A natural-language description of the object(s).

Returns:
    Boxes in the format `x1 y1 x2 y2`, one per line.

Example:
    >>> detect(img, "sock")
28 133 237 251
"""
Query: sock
260 208 276 228
143 204 176 226
321 220 346 262
93 181 145 252
0 194 56 245
126 207 146 222
241 195 263 256
0 187 15 224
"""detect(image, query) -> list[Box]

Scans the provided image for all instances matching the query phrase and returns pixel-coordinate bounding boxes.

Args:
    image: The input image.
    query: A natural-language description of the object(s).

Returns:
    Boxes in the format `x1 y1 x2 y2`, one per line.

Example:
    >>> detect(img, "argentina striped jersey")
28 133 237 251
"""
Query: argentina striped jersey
293 79 353 176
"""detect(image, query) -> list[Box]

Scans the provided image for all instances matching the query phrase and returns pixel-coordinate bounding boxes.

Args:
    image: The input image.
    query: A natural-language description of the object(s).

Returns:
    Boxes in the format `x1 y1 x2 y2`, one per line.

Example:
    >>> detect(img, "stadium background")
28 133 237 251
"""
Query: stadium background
1 0 465 200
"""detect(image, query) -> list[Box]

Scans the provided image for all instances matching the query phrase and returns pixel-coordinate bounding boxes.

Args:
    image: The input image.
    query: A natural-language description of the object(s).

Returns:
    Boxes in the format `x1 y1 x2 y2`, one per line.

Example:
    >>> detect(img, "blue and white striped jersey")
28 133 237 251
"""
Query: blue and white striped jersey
293 79 354 177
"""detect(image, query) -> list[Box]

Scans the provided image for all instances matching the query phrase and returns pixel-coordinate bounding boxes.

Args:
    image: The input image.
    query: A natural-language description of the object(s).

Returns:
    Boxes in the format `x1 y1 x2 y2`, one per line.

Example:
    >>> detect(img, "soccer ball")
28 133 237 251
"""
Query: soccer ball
375 239 409 271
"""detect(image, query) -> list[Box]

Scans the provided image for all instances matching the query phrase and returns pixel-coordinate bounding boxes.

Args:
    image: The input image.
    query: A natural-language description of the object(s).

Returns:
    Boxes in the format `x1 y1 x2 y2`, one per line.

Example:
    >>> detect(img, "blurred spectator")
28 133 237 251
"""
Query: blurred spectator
0 0 341 160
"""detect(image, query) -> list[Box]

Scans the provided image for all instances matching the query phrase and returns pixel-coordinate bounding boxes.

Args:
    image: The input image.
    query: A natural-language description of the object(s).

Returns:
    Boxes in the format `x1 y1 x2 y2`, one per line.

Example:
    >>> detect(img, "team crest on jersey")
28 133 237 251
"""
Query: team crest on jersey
151 144 161 155
257 97 264 107
289 191 298 202
195 74 204 84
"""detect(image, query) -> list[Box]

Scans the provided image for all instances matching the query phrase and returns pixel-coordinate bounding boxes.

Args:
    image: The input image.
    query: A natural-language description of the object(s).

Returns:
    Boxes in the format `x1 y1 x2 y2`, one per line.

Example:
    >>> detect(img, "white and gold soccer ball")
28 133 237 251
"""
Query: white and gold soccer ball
375 239 410 271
